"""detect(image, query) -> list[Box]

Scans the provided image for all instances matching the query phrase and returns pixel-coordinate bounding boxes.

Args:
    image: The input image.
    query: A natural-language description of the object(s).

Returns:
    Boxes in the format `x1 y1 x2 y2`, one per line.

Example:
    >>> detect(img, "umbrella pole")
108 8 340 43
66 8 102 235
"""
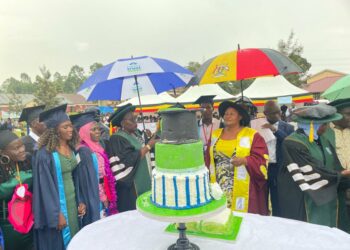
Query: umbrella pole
240 80 244 101
134 75 146 132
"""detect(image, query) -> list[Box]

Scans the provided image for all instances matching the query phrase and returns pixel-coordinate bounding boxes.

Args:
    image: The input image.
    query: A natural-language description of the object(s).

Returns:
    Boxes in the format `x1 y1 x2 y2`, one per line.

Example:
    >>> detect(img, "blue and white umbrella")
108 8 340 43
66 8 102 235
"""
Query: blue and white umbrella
78 56 194 101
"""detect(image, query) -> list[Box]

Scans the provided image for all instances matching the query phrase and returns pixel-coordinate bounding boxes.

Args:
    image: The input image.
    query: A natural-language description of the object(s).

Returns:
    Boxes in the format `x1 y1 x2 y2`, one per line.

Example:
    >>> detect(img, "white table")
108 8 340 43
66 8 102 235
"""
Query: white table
68 210 350 250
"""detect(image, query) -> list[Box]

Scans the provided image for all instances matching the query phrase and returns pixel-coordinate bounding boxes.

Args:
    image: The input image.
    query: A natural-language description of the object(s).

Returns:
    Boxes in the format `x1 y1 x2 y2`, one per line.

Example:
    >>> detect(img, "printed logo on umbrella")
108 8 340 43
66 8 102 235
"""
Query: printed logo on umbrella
132 82 143 92
127 62 142 73
213 64 229 78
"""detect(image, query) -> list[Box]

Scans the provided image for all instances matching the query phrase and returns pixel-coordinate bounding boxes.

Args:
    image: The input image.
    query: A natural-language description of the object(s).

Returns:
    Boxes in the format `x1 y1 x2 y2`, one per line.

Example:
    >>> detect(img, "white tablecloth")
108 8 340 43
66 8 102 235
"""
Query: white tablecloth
68 210 350 250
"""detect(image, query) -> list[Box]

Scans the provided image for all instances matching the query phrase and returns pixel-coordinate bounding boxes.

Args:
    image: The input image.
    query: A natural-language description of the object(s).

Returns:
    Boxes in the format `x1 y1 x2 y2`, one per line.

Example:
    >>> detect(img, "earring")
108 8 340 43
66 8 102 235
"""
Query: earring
0 154 10 165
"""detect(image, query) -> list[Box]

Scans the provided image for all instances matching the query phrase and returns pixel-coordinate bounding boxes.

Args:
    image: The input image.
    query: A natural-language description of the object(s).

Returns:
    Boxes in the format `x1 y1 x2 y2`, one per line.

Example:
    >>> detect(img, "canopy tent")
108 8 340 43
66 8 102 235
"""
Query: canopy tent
116 92 177 112
175 84 235 109
236 76 313 106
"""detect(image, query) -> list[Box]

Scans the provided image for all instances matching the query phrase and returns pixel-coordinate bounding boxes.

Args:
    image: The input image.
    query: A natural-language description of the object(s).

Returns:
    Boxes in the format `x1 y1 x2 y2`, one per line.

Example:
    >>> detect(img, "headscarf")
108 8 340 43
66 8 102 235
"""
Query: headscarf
78 121 118 215
79 122 104 154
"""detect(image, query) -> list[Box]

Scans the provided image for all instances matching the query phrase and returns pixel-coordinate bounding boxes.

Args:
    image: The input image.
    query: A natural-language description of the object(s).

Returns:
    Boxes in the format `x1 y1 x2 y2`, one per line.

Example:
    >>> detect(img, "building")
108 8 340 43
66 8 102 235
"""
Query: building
304 69 346 99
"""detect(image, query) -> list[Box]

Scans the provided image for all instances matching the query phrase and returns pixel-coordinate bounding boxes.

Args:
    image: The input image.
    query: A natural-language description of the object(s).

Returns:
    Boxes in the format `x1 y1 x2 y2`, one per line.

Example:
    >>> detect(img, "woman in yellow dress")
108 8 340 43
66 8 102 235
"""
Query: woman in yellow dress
210 101 269 215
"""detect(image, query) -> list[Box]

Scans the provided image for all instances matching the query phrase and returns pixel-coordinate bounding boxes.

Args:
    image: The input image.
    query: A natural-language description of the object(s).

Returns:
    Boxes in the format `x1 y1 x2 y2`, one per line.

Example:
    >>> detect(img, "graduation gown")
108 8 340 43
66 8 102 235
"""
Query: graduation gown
33 148 83 250
75 146 100 226
278 129 345 228
106 130 151 212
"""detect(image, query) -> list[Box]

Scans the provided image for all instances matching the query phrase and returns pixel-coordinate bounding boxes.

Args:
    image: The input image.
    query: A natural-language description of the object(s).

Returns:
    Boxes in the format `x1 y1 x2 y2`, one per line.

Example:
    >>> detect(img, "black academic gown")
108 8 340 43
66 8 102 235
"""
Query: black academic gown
105 134 141 212
75 146 100 227
33 148 82 250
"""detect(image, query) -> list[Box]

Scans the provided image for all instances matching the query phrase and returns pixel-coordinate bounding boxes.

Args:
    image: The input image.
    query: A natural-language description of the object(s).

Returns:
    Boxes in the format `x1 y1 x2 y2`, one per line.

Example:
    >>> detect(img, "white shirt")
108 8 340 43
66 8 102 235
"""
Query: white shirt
266 122 279 164
29 131 40 142
199 118 220 150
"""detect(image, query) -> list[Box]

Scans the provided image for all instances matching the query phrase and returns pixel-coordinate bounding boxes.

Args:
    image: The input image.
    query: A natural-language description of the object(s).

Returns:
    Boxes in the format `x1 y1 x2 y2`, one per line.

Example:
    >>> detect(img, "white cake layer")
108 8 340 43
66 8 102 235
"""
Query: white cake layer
151 167 212 209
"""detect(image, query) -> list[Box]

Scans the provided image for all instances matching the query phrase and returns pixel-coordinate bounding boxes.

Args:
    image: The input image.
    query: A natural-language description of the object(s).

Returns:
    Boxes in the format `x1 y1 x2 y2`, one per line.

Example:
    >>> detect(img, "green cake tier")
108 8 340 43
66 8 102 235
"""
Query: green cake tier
155 141 204 170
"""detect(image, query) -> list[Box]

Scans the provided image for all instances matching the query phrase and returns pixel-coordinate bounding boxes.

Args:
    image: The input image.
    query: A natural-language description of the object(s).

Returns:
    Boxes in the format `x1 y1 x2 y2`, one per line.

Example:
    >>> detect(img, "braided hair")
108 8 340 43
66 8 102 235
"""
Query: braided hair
38 127 79 152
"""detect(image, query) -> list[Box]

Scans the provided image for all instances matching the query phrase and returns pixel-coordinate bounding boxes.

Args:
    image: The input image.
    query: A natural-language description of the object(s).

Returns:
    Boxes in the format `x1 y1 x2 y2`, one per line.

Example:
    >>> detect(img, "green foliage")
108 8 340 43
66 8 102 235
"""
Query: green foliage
219 80 254 95
277 30 312 87
1 75 36 94
186 61 201 73
1 62 103 95
33 67 60 109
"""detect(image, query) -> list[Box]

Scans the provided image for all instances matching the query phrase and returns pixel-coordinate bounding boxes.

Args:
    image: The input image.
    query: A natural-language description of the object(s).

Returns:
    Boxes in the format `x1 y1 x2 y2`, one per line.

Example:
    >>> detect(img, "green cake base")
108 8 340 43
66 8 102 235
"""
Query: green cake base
155 141 204 170
136 191 227 223
165 215 242 241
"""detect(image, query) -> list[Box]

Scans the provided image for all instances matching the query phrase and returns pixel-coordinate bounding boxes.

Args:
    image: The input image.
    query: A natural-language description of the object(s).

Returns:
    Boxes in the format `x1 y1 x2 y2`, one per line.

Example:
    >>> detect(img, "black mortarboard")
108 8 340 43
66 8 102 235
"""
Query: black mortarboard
329 98 350 111
39 104 70 129
109 104 135 127
194 95 216 105
19 105 45 123
70 111 98 131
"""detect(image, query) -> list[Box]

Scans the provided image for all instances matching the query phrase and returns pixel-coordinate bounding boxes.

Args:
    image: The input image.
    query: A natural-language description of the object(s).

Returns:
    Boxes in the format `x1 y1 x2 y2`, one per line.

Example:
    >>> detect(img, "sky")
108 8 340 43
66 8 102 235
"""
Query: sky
1 0 350 83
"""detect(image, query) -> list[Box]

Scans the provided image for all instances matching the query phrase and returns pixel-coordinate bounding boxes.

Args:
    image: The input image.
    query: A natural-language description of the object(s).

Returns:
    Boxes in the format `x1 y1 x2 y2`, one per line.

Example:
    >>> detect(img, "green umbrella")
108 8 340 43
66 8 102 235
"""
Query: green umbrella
322 75 350 101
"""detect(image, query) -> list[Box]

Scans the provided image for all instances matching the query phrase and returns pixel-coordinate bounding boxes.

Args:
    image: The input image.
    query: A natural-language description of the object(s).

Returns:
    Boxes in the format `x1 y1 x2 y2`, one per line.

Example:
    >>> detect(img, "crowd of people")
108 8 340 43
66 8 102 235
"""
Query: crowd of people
0 96 349 249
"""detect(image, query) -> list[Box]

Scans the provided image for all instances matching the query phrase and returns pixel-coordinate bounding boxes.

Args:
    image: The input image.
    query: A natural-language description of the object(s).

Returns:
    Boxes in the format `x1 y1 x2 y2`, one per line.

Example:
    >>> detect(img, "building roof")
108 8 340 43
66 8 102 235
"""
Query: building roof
304 76 343 93
0 94 35 105
57 94 89 105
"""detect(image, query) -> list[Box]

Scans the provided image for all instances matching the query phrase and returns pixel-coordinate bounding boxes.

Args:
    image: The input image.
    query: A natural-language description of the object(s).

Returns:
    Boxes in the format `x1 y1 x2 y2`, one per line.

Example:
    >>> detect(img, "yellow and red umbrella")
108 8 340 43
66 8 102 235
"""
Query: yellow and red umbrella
192 47 302 98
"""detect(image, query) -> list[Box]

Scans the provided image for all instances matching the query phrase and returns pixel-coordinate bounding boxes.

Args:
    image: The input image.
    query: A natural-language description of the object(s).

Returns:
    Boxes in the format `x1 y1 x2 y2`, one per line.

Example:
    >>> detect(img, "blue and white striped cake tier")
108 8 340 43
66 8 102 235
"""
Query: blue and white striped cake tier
151 166 212 209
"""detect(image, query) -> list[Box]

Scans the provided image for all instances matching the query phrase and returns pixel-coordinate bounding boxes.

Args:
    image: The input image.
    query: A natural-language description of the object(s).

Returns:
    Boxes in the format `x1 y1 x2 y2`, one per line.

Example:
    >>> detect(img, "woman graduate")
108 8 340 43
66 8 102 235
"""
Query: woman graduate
70 111 117 219
0 129 33 250
209 101 269 215
33 104 86 250
106 104 156 212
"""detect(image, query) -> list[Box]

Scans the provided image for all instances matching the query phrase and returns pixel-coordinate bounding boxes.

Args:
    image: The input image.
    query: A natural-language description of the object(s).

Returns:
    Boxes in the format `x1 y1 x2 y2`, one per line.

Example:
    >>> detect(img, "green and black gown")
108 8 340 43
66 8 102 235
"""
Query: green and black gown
106 130 151 212
278 129 349 230
0 161 33 250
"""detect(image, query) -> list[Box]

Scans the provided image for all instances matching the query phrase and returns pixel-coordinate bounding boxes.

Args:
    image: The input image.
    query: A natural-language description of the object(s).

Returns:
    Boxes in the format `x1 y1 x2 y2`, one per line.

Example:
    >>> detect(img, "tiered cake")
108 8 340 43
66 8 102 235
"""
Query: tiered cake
151 108 212 209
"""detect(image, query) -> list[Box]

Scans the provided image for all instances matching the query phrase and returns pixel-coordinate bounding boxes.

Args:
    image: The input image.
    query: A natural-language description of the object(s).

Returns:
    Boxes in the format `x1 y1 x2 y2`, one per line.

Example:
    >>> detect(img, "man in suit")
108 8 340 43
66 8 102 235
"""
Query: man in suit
19 105 46 156
263 101 294 216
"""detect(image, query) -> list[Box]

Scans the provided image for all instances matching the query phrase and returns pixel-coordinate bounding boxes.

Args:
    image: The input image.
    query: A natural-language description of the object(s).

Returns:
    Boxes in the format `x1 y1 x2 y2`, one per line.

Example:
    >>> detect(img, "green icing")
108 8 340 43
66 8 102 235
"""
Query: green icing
137 191 226 217
165 215 242 241
155 141 204 170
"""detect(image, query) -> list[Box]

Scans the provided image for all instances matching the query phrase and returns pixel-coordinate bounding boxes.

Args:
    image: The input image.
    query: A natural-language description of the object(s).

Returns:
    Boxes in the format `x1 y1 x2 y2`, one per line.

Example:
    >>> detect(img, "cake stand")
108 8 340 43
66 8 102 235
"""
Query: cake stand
137 191 227 250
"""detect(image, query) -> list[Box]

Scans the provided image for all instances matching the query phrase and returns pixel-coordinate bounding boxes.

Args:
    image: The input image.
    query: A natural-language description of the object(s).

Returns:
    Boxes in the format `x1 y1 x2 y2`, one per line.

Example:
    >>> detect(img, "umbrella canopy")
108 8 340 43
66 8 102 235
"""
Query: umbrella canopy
321 75 350 101
191 48 302 85
78 56 193 101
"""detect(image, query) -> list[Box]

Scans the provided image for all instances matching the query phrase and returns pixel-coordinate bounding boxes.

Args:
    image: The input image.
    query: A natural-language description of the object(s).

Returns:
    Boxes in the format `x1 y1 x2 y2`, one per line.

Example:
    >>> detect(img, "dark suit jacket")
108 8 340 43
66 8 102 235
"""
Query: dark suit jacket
273 121 295 167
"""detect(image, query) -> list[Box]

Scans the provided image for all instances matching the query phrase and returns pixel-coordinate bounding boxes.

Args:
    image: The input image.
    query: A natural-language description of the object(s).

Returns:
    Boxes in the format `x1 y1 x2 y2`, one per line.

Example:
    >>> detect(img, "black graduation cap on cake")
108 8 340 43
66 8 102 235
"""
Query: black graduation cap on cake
158 108 199 144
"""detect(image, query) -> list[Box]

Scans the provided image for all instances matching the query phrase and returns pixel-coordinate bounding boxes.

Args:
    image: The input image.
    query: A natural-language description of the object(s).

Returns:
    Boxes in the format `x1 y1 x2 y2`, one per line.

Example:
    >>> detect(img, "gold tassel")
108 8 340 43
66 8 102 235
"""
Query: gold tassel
109 122 113 136
309 120 314 143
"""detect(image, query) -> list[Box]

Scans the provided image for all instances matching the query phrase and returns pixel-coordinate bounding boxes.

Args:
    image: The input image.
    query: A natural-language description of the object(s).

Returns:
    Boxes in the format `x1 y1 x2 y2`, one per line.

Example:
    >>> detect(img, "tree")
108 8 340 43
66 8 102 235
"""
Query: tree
277 30 312 87
89 62 103 74
7 91 24 115
34 66 60 109
219 80 254 95
64 65 87 93
186 61 201 73
2 75 36 94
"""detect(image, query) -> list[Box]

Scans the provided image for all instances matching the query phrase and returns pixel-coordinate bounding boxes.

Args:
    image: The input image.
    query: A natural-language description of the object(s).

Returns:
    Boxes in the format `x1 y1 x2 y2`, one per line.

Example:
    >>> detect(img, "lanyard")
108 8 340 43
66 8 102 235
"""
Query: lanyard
15 163 22 186
202 123 213 146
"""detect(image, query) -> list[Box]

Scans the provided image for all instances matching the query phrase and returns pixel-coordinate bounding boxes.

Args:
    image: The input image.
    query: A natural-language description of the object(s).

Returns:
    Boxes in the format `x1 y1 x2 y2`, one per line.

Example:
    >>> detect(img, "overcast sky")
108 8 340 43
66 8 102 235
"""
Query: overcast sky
1 0 350 83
